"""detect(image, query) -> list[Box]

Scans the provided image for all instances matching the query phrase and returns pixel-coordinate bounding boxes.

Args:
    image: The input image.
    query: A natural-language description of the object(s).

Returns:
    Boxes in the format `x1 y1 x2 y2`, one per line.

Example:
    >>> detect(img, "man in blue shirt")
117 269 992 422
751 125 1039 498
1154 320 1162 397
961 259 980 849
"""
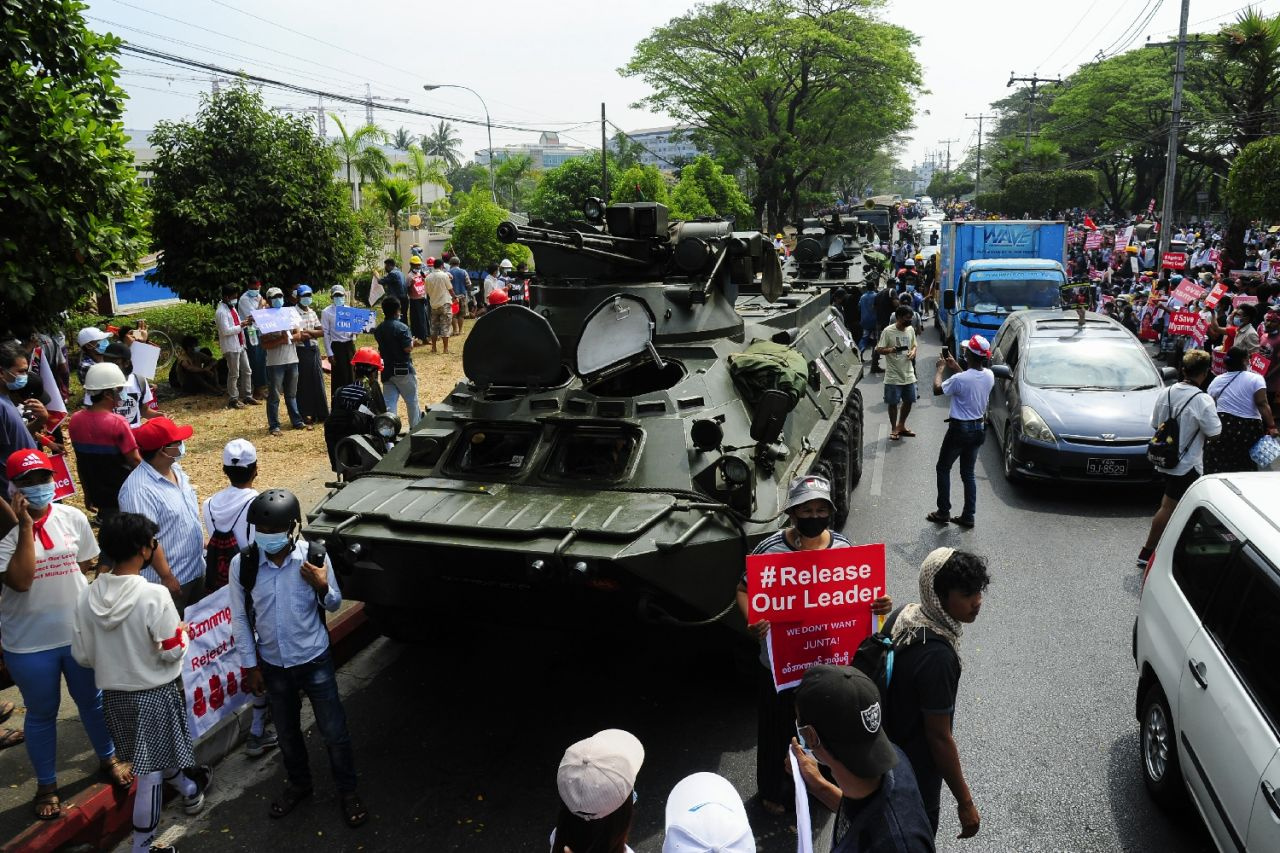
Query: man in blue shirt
0 342 40 494
377 258 407 303
373 297 419 429
857 281 879 357
231 488 367 829
448 258 471 335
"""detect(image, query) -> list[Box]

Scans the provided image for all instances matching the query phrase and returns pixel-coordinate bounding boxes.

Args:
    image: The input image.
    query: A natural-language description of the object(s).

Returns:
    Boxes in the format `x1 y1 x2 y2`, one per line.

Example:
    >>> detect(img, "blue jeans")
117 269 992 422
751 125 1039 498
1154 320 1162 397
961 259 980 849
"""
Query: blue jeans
246 342 266 390
260 653 357 794
4 645 116 784
936 420 986 521
267 363 302 430
382 370 420 428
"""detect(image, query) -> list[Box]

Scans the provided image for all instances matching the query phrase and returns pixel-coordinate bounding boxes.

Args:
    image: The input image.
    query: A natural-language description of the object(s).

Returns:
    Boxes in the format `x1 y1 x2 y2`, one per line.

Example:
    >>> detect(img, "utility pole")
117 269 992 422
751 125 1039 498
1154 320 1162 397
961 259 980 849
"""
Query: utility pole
938 139 958 177
364 83 408 126
1007 72 1063 161
1150 0 1191 259
965 113 996 197
601 102 609 205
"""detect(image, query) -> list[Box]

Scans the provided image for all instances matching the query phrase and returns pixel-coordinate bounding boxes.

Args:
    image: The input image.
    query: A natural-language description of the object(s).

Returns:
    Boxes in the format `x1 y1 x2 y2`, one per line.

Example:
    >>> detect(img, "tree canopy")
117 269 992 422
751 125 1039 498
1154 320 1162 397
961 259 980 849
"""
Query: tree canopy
149 85 361 300
448 187 530 270
611 164 671 207
622 0 922 229
526 153 617 223
1 0 147 325
669 155 754 222
1225 135 1280 221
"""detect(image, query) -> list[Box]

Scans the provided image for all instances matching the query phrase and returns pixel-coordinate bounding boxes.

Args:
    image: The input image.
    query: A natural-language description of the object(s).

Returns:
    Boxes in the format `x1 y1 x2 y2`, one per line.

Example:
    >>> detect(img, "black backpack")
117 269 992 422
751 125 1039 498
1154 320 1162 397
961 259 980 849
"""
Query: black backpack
204 502 250 593
850 606 905 700
1147 386 1206 469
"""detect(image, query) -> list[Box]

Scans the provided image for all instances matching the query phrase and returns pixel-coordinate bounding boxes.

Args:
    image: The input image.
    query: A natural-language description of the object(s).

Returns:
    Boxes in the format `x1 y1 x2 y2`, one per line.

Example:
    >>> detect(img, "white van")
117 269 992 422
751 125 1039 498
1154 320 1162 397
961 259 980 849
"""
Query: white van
1133 472 1280 850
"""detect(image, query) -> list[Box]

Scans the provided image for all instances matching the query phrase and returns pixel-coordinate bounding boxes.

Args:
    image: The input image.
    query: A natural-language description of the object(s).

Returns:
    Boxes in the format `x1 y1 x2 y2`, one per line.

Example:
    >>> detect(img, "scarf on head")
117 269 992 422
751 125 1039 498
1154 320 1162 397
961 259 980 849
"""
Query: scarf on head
891 547 963 658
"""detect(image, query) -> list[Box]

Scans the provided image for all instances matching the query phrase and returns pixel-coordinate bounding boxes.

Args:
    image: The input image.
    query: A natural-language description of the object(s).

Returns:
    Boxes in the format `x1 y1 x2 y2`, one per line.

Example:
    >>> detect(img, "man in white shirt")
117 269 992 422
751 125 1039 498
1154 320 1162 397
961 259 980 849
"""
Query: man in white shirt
238 280 267 400
216 283 258 409
1137 349 1221 570
928 335 995 528
320 284 357 395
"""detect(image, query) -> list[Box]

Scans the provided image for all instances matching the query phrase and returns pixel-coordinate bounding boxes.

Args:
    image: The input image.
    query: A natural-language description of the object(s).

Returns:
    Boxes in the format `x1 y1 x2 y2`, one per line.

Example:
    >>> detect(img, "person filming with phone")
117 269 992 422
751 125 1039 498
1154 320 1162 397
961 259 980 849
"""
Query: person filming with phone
928 337 995 529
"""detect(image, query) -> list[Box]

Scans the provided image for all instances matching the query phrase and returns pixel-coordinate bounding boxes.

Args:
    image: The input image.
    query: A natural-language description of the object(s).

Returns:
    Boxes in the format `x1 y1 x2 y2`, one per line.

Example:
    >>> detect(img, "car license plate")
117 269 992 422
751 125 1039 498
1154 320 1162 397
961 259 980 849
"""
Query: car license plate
1087 458 1128 476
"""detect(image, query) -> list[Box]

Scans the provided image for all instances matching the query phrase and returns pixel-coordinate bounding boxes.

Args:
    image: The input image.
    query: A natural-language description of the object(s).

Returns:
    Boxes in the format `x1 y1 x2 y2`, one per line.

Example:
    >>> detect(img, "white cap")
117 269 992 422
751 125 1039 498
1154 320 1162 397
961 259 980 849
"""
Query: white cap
557 729 644 821
663 773 755 853
222 438 257 468
77 327 112 347
331 284 346 296
499 258 513 269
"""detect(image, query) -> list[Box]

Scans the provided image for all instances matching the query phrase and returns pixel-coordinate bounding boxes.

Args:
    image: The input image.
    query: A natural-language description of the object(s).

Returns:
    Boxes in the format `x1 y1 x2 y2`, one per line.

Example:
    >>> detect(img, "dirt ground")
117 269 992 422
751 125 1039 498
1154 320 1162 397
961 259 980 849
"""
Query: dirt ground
63 327 471 514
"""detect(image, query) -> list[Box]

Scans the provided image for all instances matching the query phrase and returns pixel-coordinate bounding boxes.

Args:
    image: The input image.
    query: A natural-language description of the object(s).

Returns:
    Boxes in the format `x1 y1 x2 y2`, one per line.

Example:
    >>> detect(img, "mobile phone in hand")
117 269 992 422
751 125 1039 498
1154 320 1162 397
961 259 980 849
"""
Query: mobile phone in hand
941 347 952 361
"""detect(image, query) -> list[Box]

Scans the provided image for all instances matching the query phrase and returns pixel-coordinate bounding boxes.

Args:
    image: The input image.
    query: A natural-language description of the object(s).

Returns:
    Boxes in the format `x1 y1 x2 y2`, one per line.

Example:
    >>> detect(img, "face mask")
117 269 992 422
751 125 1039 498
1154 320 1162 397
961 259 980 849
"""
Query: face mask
20 482 55 510
246 289 259 299
165 441 186 459
5 372 27 391
300 297 313 307
271 298 285 309
794 514 830 539
97 339 110 353
255 531 292 555
333 296 345 308
1233 316 1243 326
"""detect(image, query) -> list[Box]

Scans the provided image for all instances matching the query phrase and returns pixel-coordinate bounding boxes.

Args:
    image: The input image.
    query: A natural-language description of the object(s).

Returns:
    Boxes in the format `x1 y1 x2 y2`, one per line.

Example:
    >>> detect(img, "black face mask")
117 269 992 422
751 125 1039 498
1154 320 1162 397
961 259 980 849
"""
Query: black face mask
795 515 830 539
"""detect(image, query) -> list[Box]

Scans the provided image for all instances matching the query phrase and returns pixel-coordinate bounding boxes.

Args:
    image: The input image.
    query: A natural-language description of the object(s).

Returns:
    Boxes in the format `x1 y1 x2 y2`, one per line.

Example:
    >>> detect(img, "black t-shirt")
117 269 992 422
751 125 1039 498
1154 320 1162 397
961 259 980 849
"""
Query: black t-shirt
883 639 960 804
874 289 897 326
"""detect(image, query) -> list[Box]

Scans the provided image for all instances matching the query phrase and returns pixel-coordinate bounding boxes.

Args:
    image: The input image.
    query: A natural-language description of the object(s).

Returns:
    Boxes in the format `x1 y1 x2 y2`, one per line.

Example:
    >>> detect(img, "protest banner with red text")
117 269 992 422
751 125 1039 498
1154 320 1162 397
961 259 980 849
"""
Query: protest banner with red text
50 455 75 502
1084 232 1103 250
1167 311 1202 336
1232 294 1259 309
182 586 250 740
1250 353 1272 376
1204 282 1229 309
1170 279 1207 308
746 544 887 691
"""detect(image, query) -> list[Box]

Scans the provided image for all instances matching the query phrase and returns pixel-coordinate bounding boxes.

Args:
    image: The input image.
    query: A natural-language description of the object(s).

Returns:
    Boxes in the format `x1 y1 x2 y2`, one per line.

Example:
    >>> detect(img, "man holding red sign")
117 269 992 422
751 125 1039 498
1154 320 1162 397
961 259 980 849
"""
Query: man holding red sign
736 475 891 815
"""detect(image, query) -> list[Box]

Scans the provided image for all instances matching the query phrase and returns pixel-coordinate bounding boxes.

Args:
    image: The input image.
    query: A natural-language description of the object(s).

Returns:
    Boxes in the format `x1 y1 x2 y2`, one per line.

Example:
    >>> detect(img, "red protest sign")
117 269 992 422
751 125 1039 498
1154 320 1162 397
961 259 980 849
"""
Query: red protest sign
1250 353 1271 375
1084 232 1103 250
1212 348 1227 374
1232 294 1259 308
746 543 887 623
50 454 76 502
1162 252 1188 270
1204 282 1229 309
1167 311 1201 336
766 618 870 692
1170 280 1207 307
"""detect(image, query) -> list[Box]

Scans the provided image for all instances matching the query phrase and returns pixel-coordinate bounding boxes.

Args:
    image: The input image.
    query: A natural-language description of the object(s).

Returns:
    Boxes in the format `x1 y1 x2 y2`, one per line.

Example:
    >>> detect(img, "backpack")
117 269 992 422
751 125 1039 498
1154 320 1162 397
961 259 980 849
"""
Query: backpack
851 606 904 701
1147 386 1206 469
204 501 250 593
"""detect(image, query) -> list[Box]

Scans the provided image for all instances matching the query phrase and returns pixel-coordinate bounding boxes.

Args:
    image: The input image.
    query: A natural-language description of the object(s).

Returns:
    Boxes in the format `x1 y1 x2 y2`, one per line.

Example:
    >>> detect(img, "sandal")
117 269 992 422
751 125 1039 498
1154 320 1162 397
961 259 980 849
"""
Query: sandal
341 793 368 828
269 782 313 819
889 431 901 441
0 726 23 750
898 428 916 437
0 700 15 724
926 511 951 524
101 755 133 788
33 785 60 820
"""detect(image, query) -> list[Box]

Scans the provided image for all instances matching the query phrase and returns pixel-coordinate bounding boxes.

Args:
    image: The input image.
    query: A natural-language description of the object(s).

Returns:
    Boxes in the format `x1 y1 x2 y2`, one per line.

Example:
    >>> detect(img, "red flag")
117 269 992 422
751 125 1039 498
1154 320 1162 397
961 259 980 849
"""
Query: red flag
1083 216 1097 231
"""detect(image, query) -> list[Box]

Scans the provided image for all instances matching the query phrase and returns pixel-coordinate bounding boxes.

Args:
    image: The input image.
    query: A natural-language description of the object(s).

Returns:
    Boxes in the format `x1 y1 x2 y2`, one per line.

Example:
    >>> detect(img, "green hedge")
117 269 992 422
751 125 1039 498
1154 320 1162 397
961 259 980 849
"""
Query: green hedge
973 192 1004 213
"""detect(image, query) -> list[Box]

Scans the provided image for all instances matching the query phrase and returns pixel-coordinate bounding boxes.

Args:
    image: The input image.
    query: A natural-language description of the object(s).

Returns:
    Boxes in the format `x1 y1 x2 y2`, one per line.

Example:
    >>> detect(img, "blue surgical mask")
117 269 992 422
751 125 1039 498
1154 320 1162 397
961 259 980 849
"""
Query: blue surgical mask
97 339 110 353
254 531 292 555
246 289 259 299
5 372 27 391
20 483 56 510
271 298 285 309
333 296 346 308
300 297 313 307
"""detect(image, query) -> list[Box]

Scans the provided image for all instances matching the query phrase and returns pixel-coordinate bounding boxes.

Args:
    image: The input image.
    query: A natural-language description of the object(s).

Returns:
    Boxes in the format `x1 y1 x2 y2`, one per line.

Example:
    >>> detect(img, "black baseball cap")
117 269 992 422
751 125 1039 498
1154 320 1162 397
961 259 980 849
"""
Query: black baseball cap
795 665 897 778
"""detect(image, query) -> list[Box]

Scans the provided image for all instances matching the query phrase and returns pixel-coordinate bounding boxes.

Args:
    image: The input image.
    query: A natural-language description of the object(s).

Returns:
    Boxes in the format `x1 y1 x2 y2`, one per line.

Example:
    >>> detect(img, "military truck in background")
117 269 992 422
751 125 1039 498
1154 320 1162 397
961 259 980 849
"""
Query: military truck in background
306 201 865 640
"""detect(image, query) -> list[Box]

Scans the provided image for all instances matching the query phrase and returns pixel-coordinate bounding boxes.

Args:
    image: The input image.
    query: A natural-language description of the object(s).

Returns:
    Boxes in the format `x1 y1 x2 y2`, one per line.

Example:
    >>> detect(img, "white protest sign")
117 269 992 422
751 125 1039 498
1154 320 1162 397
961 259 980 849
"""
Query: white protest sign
128 340 162 380
181 585 250 741
251 307 300 335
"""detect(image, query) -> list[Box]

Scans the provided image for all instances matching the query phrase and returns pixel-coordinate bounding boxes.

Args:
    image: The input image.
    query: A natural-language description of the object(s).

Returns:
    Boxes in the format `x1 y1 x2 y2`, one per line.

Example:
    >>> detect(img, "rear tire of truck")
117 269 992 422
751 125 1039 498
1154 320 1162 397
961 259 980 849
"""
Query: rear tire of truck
845 389 864 490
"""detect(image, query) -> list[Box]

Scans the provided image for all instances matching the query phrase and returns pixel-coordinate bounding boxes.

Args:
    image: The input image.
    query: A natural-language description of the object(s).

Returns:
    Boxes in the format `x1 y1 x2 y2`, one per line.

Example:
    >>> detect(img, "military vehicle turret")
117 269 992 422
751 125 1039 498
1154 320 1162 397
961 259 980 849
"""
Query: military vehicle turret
784 212 886 291
306 201 864 639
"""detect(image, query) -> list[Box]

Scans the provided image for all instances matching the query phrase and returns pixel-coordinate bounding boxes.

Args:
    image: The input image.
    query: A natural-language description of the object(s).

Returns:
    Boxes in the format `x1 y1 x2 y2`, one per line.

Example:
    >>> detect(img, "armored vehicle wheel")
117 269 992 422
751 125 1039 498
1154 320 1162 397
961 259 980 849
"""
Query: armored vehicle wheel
844 389 864 489
825 423 853 529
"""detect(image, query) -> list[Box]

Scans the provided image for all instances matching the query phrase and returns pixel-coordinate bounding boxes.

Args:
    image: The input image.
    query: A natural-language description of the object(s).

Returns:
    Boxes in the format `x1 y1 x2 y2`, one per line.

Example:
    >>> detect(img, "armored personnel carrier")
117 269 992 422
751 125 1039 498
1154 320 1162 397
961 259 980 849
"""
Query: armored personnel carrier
307 201 864 639
784 212 886 291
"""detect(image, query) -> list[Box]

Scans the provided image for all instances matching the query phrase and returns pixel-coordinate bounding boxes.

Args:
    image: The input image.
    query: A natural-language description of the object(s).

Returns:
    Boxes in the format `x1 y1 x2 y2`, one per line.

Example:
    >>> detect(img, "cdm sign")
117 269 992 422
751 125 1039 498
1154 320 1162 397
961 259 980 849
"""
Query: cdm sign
980 225 1037 257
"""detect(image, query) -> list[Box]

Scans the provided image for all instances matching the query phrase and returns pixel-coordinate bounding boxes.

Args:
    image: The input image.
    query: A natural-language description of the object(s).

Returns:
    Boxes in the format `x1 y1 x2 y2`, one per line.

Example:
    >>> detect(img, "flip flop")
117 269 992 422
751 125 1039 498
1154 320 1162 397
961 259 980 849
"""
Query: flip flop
0 700 15 724
899 428 916 437
926 511 951 524
0 727 24 750
341 793 369 828
269 783 313 819
889 432 901 441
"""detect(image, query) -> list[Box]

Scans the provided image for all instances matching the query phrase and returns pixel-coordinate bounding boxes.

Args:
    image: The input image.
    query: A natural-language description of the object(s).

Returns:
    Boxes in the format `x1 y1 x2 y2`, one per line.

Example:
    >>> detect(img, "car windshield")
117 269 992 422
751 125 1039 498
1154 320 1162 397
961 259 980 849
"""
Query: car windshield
1023 339 1159 390
964 278 1062 312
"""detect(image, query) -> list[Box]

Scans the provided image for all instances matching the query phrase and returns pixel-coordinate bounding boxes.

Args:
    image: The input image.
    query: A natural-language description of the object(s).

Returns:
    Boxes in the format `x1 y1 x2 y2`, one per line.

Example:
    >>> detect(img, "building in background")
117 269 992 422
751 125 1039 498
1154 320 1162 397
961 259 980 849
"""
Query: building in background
474 132 590 170
618 125 701 172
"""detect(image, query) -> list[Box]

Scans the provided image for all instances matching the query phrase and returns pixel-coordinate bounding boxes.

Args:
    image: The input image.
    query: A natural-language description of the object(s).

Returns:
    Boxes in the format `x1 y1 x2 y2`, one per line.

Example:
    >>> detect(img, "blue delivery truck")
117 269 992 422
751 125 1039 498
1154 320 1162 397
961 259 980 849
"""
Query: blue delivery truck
935 221 1069 351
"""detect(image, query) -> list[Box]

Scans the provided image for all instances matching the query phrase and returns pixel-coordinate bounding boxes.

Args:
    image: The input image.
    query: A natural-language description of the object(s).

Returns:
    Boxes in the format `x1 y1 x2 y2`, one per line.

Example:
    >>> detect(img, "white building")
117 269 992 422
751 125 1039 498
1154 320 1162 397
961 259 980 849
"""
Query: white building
619 125 701 171
474 132 591 171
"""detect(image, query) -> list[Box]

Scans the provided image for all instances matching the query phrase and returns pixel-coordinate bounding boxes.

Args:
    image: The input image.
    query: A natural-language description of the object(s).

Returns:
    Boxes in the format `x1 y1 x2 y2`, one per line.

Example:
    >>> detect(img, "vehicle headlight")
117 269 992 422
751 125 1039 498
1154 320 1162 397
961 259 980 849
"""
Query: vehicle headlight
373 412 402 440
1018 406 1056 444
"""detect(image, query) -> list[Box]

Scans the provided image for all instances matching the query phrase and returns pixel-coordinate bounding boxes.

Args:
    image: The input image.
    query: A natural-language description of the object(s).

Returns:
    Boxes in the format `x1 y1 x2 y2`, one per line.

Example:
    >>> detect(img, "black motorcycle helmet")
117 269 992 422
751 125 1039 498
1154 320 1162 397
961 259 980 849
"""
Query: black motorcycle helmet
247 488 301 531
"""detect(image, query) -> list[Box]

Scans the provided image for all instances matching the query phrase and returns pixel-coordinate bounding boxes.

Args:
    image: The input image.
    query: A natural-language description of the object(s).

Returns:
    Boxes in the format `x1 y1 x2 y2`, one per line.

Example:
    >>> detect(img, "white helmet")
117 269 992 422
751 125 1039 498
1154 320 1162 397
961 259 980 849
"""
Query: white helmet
83 362 128 392
499 258 513 269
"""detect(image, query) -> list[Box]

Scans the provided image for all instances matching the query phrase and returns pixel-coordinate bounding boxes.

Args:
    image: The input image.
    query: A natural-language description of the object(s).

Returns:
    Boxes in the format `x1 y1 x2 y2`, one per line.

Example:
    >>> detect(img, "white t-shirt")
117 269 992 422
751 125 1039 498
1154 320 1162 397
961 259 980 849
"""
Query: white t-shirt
82 373 155 427
941 368 995 420
1149 383 1222 475
201 486 259 551
0 503 99 653
1208 370 1267 419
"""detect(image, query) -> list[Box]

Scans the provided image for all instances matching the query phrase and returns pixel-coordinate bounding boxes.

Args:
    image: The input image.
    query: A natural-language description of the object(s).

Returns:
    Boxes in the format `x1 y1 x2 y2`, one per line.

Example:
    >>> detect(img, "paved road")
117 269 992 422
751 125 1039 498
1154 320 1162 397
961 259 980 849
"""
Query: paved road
139 326 1216 852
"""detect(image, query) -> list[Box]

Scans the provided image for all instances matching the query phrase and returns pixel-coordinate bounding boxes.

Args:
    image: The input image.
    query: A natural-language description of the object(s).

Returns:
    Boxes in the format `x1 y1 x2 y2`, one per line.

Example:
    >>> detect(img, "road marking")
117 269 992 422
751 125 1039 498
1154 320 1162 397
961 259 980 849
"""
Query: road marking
870 423 888 497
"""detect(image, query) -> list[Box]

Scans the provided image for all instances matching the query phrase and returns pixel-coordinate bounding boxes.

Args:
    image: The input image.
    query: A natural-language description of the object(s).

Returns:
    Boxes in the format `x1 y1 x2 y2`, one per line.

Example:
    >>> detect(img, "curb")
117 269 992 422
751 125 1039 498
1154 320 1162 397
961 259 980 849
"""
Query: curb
2 603 372 853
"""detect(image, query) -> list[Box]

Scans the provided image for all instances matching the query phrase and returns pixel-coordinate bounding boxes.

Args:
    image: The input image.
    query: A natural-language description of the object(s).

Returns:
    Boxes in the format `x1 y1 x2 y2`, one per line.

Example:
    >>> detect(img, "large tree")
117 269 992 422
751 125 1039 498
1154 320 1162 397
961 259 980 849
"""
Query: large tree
1 0 147 325
330 114 385 209
622 0 922 230
1225 135 1280 222
526 153 618 223
669 155 754 222
611 164 671 207
448 187 530 270
150 85 361 300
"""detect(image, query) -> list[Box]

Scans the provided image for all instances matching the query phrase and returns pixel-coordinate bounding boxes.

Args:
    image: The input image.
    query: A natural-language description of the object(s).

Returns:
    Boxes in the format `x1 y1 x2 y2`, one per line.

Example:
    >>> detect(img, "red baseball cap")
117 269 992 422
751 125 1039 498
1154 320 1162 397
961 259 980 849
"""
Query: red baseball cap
963 334 992 358
6 449 52 482
134 417 194 452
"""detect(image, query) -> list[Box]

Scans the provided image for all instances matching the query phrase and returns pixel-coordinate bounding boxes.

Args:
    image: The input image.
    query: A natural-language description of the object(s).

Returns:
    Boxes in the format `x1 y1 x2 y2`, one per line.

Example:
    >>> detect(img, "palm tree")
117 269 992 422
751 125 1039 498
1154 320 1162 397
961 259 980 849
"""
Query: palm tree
1216 9 1280 151
494 153 533 210
421 120 463 170
390 126 415 151
370 176 417 255
395 148 451 208
330 114 385 209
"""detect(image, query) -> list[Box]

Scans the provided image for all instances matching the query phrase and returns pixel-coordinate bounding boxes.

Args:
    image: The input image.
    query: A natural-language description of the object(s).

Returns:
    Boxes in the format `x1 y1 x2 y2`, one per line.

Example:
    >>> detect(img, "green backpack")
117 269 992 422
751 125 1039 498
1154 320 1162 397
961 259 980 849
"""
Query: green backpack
727 340 809 409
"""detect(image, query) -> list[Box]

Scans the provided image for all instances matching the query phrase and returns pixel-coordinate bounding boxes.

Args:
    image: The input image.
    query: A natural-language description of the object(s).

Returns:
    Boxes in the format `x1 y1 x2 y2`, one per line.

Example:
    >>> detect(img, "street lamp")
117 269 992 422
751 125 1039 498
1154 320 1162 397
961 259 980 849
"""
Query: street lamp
423 83 496 203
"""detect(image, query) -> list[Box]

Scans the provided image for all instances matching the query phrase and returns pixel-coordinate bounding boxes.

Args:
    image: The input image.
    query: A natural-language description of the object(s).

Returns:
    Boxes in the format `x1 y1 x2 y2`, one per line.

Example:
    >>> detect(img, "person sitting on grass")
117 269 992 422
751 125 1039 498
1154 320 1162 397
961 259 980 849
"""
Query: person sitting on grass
172 336 223 396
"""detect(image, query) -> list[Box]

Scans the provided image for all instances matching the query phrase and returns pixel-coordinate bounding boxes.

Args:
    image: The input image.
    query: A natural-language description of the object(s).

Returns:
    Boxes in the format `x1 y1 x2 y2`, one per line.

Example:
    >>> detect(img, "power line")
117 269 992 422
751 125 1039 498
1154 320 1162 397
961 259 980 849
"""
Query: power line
1040 0 1107 69
1095 0 1163 60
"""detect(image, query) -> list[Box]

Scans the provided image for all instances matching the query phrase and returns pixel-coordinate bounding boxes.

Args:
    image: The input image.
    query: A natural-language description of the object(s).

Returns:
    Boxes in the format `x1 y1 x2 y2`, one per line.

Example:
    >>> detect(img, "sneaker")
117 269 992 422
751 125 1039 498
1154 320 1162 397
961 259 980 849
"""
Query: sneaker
227 400 246 410
182 764 213 815
242 397 262 406
1136 547 1153 570
246 728 279 758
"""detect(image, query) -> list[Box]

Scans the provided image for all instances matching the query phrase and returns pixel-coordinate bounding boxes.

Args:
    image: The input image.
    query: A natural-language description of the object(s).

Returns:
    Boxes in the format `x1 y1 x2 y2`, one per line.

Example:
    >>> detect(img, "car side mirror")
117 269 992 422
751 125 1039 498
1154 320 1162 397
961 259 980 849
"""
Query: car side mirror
943 290 956 310
1160 366 1178 382
750 389 792 444
991 364 1013 380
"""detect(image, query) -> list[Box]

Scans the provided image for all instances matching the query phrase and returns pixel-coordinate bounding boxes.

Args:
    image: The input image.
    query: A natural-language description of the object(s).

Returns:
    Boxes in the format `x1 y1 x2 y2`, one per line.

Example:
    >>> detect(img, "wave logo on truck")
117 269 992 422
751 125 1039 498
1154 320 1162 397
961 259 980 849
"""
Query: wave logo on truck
980 226 1036 256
